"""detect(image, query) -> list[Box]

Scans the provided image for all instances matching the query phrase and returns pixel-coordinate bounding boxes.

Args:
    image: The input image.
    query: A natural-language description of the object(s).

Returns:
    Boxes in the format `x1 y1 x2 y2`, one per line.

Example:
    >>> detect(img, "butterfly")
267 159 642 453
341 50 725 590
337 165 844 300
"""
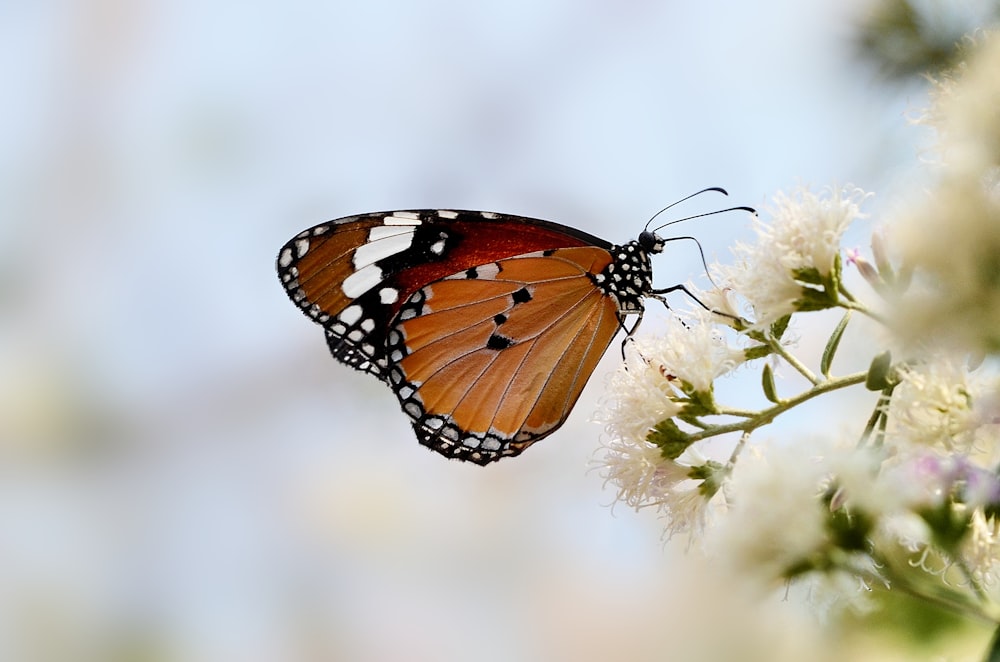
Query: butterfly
277 190 751 465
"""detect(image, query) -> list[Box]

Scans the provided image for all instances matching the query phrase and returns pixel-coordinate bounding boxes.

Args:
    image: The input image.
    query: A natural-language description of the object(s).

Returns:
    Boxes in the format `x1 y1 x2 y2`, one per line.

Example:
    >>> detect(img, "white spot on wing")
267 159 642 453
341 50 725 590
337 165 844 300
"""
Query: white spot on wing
477 263 500 279
385 212 422 225
278 248 293 268
480 212 499 219
369 225 416 241
353 230 415 267
436 210 459 219
342 263 383 298
430 239 446 255
294 238 310 257
339 305 363 325
379 287 399 304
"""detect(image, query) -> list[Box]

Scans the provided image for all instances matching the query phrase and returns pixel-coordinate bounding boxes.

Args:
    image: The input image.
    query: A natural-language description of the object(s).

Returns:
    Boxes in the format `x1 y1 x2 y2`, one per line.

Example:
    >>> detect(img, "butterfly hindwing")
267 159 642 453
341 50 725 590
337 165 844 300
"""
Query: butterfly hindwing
385 246 623 465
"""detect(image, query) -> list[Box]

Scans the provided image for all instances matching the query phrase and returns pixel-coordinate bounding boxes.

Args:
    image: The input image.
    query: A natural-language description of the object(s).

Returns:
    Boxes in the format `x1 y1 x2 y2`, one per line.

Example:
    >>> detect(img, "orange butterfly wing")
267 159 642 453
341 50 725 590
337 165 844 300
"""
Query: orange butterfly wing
386 246 623 464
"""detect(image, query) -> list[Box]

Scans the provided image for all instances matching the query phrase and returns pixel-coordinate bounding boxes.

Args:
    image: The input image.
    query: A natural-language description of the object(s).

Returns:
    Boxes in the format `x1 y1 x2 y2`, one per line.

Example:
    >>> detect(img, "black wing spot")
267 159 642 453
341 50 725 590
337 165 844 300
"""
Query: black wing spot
511 287 532 304
487 333 515 350
493 313 508 325
466 267 479 279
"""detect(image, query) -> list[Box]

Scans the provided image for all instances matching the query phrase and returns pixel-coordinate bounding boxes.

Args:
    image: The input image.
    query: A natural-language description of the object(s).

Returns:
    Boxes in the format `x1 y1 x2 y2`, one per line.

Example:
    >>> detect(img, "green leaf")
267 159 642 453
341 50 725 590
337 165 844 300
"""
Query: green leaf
686 462 718 481
646 419 692 460
761 363 780 403
820 311 851 376
683 387 717 416
865 351 895 390
828 252 843 292
688 460 727 498
770 314 791 340
792 266 825 286
743 344 774 361
825 490 874 552
793 285 839 311
918 502 971 555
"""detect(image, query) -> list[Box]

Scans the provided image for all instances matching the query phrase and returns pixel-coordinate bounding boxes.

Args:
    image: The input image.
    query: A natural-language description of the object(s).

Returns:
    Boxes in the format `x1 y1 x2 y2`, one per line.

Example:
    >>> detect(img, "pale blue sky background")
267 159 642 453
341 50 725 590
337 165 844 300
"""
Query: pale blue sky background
0 1 935 660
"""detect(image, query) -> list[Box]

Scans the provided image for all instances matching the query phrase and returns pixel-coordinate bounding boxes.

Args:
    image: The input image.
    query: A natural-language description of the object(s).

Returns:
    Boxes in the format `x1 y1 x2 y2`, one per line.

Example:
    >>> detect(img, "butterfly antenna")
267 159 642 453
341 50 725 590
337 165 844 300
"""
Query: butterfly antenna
643 186 730 232
651 205 756 235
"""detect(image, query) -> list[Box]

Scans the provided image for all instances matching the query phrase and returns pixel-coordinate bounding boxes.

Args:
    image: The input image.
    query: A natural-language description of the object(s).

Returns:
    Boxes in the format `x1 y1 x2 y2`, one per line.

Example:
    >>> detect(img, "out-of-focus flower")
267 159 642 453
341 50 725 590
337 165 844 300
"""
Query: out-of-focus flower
920 32 1000 175
892 32 1000 353
845 247 883 293
962 509 1000 586
717 186 870 328
708 440 835 583
886 356 1000 454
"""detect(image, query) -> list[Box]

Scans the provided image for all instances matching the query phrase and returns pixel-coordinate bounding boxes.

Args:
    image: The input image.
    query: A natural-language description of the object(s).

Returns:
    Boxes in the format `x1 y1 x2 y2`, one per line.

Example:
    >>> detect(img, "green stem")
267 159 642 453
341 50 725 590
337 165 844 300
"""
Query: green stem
767 332 821 385
857 385 896 448
957 557 995 609
684 371 868 444
714 408 758 418
839 297 887 324
861 552 1000 624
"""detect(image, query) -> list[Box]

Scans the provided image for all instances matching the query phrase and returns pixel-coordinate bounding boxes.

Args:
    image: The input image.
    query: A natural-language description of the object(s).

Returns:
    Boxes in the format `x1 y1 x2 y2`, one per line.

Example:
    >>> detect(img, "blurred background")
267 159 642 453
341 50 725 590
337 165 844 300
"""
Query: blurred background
2 1 998 660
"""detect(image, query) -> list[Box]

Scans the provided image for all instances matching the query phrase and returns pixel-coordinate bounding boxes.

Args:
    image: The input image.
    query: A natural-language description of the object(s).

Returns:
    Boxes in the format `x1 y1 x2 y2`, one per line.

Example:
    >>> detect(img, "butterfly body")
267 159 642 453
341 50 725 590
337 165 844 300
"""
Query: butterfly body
278 209 664 465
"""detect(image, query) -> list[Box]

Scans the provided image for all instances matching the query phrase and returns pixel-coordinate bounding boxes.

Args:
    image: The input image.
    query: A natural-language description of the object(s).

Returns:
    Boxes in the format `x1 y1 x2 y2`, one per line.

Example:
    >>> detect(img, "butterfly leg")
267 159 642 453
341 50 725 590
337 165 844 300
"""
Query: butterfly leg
650 284 741 324
617 310 645 362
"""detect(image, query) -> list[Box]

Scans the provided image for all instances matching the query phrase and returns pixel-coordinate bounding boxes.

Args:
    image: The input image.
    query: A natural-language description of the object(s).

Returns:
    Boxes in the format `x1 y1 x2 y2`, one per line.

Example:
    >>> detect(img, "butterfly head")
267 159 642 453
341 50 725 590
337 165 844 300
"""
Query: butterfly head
637 230 665 255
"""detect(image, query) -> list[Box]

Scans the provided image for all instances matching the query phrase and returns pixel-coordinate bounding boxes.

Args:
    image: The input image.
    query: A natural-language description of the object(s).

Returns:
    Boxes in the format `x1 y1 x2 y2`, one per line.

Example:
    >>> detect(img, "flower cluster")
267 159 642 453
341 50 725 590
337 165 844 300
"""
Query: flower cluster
595 31 1000 640
891 32 1000 353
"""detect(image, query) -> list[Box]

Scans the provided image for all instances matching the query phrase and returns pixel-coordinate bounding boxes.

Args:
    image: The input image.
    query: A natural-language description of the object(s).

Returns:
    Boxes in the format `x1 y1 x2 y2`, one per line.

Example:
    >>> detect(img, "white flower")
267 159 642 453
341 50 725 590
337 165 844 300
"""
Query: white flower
596 434 719 539
694 283 745 325
597 313 743 445
961 509 1000 587
891 177 1000 352
649 310 745 395
822 444 899 517
921 32 1000 176
886 356 1000 455
597 431 691 510
795 560 879 619
598 341 685 446
717 186 870 327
